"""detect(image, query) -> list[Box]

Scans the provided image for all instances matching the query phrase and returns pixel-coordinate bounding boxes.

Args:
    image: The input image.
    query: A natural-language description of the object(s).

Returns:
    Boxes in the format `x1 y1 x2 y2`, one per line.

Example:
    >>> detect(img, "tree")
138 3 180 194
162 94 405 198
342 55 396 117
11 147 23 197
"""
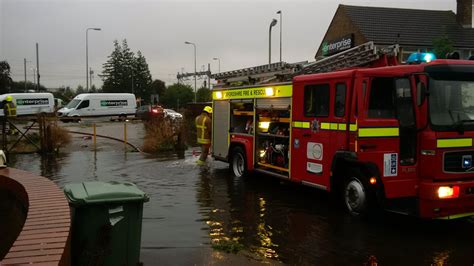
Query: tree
76 85 86 94
0 61 12 94
101 39 154 103
433 37 454 59
89 84 101 93
151 79 166 100
196 87 212 102
161 83 194 109
9 81 46 92
133 51 153 103
53 86 75 102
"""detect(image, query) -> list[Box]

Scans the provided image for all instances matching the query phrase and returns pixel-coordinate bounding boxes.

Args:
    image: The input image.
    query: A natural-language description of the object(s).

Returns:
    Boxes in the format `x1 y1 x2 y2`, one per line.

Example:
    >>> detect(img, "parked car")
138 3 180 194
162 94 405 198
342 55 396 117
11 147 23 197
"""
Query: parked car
135 105 164 121
58 93 137 122
164 109 183 120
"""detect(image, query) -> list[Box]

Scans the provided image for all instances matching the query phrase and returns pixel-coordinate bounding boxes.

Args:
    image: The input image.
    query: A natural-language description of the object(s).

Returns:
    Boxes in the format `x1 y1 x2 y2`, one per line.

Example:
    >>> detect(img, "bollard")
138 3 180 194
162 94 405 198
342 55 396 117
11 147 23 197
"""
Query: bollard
93 123 97 150
124 122 127 150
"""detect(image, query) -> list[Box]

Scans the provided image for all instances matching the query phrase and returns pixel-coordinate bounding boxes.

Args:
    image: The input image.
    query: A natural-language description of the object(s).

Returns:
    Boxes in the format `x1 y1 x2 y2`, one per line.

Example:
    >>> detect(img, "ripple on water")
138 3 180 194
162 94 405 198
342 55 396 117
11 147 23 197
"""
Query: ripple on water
10 150 474 265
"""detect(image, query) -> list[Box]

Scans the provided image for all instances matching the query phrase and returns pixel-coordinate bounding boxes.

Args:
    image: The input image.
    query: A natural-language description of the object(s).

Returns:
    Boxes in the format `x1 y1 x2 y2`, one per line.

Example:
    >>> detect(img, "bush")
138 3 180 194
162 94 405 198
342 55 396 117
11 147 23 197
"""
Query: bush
48 124 71 151
142 116 184 153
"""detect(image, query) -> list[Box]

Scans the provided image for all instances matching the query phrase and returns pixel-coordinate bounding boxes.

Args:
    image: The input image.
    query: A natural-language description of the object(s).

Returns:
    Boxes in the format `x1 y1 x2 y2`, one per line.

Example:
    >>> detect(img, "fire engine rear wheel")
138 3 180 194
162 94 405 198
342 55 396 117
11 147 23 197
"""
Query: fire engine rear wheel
230 146 247 178
344 176 368 215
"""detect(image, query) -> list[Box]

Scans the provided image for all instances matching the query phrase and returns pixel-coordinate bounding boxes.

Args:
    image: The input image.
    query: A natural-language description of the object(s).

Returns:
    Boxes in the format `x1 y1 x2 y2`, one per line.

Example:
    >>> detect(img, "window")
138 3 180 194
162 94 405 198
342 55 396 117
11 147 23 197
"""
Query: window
395 78 415 127
335 83 346 117
368 78 396 118
77 100 89 109
66 99 80 109
304 84 329 117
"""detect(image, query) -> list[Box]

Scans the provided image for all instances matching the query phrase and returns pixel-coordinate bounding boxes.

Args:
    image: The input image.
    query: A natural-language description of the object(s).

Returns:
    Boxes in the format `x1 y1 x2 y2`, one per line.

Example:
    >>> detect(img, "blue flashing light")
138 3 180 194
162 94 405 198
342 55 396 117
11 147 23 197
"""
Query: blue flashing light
406 52 437 64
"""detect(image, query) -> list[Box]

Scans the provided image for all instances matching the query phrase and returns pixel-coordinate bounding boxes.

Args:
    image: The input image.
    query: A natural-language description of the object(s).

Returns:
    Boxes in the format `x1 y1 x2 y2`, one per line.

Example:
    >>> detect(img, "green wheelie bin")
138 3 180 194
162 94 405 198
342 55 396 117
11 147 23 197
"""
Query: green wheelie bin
64 181 149 266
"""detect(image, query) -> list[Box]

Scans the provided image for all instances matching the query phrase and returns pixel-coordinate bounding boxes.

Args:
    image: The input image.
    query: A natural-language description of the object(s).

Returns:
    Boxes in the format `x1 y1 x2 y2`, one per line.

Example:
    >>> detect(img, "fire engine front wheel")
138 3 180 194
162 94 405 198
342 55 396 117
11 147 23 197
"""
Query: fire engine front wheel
230 146 247 178
344 176 368 215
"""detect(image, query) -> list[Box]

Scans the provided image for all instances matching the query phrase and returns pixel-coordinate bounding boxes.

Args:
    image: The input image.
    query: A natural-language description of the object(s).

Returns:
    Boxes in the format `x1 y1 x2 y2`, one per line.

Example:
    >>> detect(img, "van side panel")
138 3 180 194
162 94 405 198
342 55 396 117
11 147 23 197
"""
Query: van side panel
0 93 55 116
60 93 137 117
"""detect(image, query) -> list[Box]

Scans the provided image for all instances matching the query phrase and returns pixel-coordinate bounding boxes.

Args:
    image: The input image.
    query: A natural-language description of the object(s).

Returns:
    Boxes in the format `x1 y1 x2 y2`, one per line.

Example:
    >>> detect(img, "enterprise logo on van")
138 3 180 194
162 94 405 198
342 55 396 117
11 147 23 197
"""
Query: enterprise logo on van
100 100 128 107
16 98 49 105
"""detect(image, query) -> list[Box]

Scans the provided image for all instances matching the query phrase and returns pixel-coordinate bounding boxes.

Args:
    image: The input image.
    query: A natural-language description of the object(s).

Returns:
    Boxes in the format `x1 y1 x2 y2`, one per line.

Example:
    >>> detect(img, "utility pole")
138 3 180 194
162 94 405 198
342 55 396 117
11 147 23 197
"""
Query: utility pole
36 43 40 91
32 68 36 87
89 68 93 90
208 63 211 89
24 58 27 92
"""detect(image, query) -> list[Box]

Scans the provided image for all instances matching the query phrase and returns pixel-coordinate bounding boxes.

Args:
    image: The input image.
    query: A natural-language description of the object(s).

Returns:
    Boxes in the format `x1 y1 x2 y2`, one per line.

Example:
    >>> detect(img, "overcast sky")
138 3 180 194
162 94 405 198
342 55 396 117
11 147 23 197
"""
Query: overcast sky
0 0 456 89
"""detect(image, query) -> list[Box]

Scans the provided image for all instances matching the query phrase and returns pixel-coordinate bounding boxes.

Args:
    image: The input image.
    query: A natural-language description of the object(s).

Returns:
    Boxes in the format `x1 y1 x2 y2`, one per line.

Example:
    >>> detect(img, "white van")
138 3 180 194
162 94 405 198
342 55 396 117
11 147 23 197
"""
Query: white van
58 93 136 120
0 93 55 116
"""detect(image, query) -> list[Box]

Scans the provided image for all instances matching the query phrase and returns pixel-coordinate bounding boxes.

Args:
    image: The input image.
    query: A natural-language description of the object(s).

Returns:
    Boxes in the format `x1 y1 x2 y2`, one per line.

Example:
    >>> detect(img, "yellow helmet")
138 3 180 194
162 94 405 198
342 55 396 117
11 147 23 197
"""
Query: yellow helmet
203 106 213 114
5 96 12 102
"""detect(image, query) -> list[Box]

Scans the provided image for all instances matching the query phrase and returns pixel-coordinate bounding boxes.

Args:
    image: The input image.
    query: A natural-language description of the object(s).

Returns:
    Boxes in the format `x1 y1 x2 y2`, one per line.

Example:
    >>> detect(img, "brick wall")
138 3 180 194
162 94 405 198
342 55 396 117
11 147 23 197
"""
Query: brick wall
315 6 367 58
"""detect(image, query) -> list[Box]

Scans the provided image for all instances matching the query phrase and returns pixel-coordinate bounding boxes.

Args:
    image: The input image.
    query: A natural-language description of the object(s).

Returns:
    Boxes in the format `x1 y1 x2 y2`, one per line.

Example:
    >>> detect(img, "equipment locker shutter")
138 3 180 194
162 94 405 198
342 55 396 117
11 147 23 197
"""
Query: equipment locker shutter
256 97 291 109
212 101 230 159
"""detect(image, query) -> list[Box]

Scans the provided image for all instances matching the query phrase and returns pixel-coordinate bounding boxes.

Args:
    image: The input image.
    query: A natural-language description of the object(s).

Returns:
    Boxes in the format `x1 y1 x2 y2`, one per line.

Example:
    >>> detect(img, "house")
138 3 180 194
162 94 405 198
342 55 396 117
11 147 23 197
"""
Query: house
315 0 474 62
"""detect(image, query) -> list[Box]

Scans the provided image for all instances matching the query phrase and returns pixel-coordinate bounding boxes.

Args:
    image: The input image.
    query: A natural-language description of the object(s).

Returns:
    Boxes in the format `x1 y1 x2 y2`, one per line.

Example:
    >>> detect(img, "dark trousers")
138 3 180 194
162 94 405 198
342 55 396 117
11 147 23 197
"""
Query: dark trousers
1 117 6 150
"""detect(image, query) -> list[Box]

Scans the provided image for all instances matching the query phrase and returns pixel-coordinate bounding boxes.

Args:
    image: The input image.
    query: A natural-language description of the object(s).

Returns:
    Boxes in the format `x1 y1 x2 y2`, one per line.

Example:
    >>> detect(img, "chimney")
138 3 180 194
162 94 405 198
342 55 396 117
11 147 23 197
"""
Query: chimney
457 0 473 28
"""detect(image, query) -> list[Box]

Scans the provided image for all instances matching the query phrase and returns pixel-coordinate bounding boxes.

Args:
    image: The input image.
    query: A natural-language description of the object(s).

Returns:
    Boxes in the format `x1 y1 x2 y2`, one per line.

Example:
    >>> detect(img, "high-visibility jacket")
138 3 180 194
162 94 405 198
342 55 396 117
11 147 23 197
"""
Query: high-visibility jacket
195 113 211 144
4 102 16 117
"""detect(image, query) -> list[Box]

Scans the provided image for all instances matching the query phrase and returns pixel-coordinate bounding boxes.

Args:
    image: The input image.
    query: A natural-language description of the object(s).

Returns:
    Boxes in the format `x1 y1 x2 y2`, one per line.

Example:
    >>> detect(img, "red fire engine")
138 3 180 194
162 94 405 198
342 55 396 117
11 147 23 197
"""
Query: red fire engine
210 42 474 219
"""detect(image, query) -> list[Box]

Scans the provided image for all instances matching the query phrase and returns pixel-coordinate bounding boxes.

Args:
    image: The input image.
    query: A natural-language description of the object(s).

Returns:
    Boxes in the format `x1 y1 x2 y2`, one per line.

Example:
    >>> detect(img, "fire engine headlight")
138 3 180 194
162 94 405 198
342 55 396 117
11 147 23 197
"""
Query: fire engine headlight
265 87 274 96
215 91 223 99
438 186 460 199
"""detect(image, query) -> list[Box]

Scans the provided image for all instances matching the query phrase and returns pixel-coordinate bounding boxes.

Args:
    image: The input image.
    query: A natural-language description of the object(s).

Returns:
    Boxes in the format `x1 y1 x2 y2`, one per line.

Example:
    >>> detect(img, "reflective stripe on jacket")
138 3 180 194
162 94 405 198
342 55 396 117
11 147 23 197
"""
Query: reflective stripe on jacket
5 102 17 117
195 113 211 144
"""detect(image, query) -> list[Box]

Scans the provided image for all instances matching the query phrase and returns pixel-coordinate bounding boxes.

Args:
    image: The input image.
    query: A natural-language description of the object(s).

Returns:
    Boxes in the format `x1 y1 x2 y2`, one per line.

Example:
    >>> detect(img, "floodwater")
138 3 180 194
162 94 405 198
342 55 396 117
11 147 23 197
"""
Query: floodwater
9 143 474 265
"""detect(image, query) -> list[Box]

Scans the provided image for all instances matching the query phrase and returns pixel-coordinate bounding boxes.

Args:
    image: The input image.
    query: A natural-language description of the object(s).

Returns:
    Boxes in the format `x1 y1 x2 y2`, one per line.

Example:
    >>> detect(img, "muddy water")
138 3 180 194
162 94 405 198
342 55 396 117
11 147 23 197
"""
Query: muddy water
10 150 474 265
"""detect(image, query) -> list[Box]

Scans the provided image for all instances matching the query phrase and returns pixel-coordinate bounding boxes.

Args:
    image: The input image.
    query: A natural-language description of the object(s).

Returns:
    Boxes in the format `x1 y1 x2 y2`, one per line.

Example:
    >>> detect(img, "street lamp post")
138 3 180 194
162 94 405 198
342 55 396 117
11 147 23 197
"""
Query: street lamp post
213 57 221 73
86 27 101 91
185 41 197 102
277 10 282 62
269 19 278 65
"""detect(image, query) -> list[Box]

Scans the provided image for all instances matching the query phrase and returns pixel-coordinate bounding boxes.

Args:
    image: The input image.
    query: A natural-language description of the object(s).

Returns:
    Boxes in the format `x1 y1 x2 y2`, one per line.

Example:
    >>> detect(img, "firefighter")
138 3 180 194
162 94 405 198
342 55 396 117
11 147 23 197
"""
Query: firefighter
1 95 17 137
195 106 212 165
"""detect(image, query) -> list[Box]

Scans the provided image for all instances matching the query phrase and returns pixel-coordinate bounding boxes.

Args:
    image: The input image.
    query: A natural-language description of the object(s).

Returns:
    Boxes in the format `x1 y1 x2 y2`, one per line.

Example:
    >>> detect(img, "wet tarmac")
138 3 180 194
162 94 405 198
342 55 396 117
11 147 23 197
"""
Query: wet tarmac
8 122 474 265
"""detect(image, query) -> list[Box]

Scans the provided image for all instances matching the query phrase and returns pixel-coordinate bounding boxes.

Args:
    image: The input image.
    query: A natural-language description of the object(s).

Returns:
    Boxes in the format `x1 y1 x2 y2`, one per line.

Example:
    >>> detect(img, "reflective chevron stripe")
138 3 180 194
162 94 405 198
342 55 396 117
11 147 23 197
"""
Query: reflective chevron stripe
358 127 399 138
437 138 472 148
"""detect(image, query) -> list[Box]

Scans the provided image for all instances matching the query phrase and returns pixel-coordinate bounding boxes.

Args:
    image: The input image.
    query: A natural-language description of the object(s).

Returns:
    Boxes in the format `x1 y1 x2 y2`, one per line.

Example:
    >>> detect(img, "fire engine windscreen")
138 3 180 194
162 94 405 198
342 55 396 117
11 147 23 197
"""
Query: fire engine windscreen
429 75 474 131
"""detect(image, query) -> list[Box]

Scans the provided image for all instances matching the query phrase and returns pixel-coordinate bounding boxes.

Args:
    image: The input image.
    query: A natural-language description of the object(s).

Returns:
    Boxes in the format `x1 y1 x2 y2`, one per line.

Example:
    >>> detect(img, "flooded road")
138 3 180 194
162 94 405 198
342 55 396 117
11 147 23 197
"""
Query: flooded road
8 131 474 265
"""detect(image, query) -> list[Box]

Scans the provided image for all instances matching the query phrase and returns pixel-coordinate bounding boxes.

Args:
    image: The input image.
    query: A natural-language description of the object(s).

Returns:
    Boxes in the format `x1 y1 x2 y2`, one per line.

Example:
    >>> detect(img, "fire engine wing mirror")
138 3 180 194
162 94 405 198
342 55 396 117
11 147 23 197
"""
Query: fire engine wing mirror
415 74 429 106
414 74 429 130
417 82 428 106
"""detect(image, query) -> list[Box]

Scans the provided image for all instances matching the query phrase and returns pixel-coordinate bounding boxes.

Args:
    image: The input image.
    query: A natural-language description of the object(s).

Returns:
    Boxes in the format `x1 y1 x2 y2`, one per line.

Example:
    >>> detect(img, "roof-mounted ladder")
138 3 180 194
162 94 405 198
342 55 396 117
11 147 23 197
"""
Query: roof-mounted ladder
299 41 398 75
212 42 399 85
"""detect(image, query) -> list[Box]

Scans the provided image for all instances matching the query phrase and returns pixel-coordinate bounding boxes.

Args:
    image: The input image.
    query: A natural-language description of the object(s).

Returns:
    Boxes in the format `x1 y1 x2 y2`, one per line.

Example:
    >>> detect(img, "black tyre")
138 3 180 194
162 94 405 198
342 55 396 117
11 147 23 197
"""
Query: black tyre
230 146 247 178
344 174 369 215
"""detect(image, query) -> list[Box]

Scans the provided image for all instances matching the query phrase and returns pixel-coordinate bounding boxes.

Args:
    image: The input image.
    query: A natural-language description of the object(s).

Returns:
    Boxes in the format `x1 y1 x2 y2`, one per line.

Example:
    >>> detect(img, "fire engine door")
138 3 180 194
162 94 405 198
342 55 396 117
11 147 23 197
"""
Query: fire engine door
357 77 417 198
291 82 334 190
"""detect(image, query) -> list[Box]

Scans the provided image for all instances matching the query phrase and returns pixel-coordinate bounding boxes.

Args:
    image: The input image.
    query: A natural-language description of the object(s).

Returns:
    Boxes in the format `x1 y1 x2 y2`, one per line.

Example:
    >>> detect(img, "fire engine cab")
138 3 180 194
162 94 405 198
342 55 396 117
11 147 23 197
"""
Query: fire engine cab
211 42 474 219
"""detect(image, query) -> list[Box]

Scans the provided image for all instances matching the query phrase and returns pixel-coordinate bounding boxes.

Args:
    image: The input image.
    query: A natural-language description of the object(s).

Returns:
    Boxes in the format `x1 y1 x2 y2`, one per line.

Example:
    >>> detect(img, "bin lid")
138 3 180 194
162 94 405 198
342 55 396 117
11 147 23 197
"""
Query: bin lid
64 181 149 205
